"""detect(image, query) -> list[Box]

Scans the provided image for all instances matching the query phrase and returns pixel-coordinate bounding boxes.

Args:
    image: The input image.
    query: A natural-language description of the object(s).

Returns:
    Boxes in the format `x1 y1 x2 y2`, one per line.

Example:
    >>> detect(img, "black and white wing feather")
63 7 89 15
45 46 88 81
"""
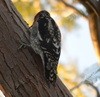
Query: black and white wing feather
32 10 61 85
19 10 61 85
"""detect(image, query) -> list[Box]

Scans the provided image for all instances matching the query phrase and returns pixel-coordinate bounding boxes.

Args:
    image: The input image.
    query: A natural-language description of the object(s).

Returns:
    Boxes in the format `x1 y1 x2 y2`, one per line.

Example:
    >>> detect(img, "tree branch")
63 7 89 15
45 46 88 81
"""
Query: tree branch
78 0 100 62
58 0 88 19
87 83 100 97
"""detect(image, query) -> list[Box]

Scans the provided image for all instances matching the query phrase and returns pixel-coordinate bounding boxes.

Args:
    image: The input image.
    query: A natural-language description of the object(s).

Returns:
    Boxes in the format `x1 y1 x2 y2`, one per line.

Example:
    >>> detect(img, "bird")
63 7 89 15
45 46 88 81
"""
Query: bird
19 10 61 86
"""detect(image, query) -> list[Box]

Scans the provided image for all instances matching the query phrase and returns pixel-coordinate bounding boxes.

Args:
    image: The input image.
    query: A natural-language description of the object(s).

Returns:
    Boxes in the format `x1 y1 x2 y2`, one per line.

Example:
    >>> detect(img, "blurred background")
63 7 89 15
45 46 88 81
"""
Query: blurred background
2 0 98 97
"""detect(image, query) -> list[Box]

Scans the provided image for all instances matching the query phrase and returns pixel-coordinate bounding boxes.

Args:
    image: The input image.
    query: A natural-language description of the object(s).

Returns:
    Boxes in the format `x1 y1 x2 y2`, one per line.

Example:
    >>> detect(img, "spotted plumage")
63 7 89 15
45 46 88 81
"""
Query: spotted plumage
20 10 61 85
32 10 61 85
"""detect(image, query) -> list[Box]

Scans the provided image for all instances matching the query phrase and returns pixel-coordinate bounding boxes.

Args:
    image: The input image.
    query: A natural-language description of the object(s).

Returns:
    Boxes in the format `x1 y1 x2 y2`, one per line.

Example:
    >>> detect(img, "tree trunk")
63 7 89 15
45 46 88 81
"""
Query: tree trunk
79 0 100 62
88 14 100 62
0 0 72 97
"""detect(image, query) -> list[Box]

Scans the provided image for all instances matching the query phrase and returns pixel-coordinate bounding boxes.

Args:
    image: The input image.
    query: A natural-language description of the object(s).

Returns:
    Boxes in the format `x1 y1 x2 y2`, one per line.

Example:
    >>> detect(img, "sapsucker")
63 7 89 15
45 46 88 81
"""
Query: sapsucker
20 10 61 85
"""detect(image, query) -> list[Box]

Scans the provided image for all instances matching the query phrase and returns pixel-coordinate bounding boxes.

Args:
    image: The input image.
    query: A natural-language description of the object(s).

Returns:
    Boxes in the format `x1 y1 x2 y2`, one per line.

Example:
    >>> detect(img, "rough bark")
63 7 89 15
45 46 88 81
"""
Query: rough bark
0 0 73 97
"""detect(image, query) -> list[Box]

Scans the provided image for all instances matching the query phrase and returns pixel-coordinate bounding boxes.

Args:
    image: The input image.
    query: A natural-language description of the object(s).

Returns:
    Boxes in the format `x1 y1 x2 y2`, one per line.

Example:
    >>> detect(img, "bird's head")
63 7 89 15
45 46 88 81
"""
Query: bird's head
34 10 50 22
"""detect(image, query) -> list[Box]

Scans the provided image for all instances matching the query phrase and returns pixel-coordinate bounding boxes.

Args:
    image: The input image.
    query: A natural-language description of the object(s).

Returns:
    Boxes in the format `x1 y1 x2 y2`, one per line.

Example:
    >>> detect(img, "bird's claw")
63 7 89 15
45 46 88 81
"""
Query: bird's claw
18 42 30 50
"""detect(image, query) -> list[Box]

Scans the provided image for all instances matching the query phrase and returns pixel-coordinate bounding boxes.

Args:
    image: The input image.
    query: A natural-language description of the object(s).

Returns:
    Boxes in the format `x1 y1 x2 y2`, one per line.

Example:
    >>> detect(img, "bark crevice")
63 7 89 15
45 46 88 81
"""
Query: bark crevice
0 0 72 97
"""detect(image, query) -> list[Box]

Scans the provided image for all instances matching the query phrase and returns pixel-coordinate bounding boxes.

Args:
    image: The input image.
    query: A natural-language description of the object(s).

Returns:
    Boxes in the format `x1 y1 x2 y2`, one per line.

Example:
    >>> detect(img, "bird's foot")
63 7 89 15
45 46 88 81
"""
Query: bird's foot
18 42 30 50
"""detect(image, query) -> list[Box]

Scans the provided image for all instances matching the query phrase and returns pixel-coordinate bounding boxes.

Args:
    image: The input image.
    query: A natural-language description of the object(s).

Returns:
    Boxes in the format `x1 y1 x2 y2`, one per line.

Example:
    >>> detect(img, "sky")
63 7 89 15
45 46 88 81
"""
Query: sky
59 17 98 73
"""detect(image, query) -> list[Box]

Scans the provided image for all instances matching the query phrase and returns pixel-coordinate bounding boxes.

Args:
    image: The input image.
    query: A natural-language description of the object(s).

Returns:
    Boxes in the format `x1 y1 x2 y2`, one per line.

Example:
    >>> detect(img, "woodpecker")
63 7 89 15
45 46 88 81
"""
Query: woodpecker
20 10 61 85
